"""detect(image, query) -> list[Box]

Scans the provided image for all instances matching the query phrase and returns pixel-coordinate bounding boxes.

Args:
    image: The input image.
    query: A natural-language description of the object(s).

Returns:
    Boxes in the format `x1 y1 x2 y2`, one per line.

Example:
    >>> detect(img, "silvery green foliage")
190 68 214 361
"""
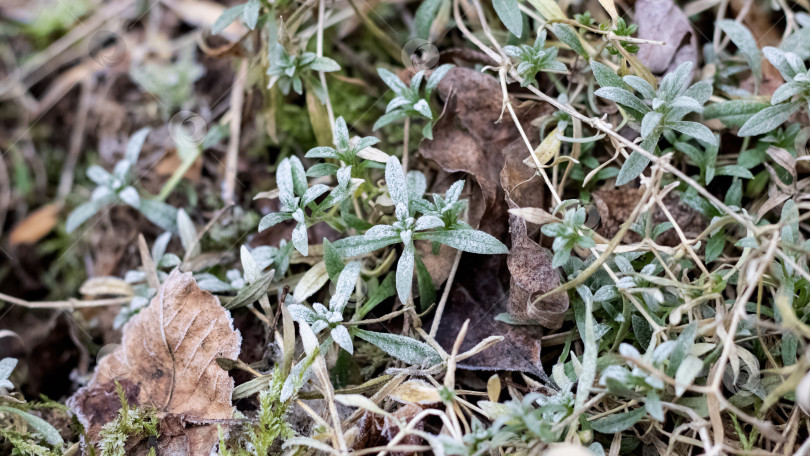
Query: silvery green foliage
411 180 468 229
305 116 382 177
540 204 596 268
258 157 360 256
212 0 261 34
374 64 454 140
287 261 361 354
333 156 508 304
66 128 178 233
0 358 17 390
266 47 340 102
504 30 567 88
717 20 762 91
738 47 810 137
352 329 442 365
592 61 715 185
481 391 574 444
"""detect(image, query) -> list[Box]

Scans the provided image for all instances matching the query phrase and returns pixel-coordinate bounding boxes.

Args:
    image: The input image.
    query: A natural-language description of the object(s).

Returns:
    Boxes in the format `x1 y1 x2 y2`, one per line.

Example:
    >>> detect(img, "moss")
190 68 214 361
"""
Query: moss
218 368 293 455
96 382 159 456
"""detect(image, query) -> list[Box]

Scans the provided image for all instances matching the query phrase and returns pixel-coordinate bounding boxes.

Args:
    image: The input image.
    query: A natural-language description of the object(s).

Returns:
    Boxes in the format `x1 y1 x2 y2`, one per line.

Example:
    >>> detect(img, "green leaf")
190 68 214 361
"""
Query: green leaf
552 24 588 60
704 99 770 128
667 322 696 377
591 61 627 89
594 87 649 114
66 200 102 234
138 199 178 233
716 165 754 179
415 0 443 39
332 234 400 257
125 127 151 164
737 102 800 136
353 329 442 365
377 67 408 94
396 242 415 303
311 57 341 72
645 391 665 422
357 273 395 319
416 229 509 254
177 208 199 258
243 0 261 30
674 355 703 397
415 255 436 311
616 150 650 186
212 4 246 35
706 230 725 263
0 406 64 447
668 121 717 146
225 270 275 310
493 0 523 37
0 358 17 389
718 20 762 88
589 406 646 433
323 238 345 281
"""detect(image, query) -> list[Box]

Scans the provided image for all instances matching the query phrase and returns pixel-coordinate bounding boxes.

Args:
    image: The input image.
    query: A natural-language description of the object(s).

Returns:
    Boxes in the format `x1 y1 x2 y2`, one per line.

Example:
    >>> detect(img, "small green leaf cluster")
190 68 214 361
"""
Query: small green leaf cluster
212 0 262 34
267 47 341 100
593 61 715 184
304 116 385 177
601 18 639 55
601 323 706 424
738 47 810 136
503 31 567 87
333 156 508 304
258 156 361 255
288 261 361 354
66 128 178 234
541 203 596 268
374 64 454 140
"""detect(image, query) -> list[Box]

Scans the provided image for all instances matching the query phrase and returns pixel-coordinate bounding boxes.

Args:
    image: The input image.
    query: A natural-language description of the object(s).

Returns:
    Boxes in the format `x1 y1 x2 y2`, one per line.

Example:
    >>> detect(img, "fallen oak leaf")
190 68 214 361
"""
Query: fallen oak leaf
68 270 242 455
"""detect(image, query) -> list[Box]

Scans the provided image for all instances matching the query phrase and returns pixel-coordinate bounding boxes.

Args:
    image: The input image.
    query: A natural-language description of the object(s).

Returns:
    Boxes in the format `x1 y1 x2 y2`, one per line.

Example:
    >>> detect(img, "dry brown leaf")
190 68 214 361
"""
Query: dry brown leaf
8 203 62 246
592 188 705 246
635 0 698 76
68 270 241 454
501 138 568 329
419 67 548 236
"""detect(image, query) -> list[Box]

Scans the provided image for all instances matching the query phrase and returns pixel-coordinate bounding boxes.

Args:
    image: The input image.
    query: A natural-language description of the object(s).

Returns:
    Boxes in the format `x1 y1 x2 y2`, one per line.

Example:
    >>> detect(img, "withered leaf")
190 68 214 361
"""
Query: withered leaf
419 67 548 236
635 0 697 76
592 189 705 246
433 254 549 379
69 270 242 455
8 202 62 246
501 135 568 329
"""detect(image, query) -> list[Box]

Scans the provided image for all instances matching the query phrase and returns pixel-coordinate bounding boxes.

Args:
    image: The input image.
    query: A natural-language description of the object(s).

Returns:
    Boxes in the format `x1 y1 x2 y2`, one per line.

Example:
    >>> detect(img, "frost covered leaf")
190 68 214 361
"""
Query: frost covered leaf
0 358 16 390
0 406 64 447
738 102 800 136
416 229 509 254
385 156 409 207
68 271 241 454
353 329 441 366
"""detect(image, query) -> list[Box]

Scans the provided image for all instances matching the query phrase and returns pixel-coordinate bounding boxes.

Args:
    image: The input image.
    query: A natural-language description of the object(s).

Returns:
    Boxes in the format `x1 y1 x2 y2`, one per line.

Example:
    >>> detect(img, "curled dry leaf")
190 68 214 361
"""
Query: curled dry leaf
68 270 242 455
419 67 548 235
501 135 568 330
635 0 698 76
